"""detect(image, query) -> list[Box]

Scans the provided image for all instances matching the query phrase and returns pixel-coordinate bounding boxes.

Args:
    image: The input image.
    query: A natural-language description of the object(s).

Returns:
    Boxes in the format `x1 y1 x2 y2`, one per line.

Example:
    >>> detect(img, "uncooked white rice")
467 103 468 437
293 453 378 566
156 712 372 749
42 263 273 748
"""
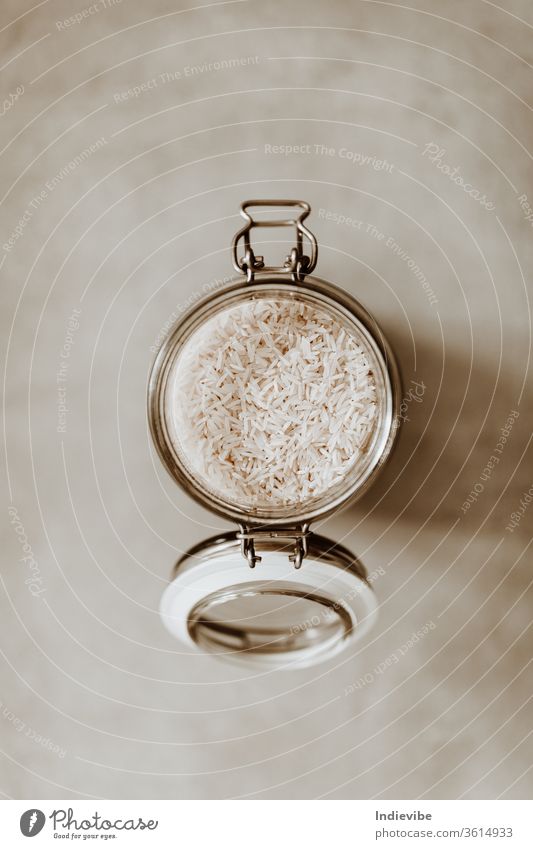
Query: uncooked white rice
167 297 380 507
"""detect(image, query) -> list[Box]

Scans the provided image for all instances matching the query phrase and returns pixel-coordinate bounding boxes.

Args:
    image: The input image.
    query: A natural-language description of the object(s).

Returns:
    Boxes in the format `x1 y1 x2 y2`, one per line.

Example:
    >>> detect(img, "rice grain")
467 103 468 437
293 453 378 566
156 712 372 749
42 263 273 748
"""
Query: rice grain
168 297 380 507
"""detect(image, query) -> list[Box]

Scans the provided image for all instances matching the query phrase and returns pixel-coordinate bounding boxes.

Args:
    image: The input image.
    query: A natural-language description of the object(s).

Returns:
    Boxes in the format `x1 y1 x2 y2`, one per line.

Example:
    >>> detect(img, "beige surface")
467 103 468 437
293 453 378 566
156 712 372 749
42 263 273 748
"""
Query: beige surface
1 0 532 799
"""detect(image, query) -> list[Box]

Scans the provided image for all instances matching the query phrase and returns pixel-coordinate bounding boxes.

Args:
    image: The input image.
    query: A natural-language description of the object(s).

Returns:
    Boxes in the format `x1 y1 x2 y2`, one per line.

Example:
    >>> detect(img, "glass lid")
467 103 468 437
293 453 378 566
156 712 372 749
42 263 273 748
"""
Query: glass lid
160 533 378 670
188 583 352 657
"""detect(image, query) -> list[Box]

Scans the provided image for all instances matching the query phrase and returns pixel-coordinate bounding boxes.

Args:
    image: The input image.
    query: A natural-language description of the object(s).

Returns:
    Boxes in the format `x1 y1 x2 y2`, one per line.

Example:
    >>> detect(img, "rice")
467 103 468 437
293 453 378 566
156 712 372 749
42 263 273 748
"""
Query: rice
167 297 380 507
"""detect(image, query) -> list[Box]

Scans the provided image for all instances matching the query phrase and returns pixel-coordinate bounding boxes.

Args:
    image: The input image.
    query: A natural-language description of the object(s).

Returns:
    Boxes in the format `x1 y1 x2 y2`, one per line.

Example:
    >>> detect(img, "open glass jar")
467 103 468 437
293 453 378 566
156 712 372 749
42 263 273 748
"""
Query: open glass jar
149 200 400 669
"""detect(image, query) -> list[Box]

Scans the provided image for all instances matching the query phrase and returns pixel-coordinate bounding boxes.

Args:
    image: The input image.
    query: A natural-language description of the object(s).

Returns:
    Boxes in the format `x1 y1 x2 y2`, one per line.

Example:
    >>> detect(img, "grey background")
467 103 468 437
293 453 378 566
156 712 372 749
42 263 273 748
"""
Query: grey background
1 0 532 799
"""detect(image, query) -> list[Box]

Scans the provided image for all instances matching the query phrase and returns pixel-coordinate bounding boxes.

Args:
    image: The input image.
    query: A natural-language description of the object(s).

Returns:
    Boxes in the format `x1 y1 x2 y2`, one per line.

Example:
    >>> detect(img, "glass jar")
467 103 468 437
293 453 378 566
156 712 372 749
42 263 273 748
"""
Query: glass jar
149 200 401 669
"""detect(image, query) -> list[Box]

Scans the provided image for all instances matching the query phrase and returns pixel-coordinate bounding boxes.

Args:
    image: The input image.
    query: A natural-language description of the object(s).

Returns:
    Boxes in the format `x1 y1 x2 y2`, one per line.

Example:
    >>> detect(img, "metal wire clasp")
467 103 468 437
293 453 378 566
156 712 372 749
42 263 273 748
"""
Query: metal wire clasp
237 524 311 569
232 199 318 283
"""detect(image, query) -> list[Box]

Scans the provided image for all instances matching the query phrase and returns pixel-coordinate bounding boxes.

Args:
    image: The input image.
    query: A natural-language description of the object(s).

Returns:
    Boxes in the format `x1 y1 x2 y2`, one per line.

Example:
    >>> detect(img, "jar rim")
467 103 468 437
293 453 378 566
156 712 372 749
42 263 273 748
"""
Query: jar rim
148 274 399 526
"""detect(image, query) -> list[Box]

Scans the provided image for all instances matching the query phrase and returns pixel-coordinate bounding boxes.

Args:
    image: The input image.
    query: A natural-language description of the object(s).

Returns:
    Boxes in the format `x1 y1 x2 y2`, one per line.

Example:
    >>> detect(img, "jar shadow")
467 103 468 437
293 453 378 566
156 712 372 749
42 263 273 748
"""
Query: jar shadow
348 334 524 529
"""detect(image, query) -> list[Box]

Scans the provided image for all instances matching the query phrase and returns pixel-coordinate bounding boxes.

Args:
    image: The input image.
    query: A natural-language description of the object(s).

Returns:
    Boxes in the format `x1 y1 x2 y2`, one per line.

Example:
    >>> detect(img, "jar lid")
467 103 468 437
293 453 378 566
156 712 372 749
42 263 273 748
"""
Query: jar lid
160 532 377 669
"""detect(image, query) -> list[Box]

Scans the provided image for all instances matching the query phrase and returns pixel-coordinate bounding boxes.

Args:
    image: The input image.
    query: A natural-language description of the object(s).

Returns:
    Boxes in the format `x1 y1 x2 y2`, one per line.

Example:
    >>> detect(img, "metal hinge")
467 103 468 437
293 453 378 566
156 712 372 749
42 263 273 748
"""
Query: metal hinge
232 199 318 283
236 524 311 570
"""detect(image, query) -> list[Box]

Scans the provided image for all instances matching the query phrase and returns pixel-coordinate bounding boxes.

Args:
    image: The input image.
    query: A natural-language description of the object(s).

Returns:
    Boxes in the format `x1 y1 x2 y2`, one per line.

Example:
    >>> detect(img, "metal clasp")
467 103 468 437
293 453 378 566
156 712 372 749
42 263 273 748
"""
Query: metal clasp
237 524 311 570
232 199 318 283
